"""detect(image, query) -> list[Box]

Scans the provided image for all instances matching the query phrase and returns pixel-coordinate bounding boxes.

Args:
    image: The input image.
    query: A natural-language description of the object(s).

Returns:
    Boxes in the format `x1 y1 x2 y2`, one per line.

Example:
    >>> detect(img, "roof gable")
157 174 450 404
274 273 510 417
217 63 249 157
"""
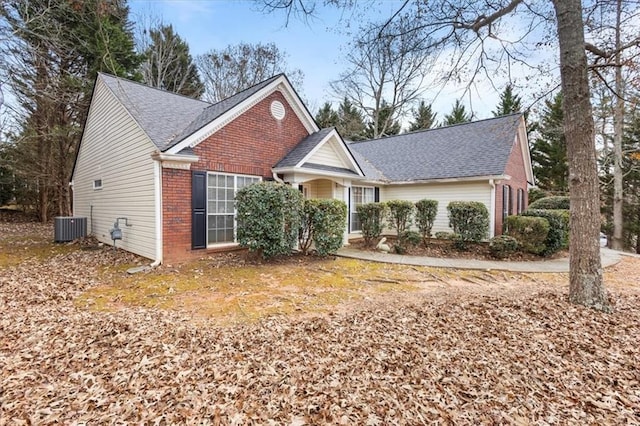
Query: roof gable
166 74 318 154
275 128 364 177
349 114 526 182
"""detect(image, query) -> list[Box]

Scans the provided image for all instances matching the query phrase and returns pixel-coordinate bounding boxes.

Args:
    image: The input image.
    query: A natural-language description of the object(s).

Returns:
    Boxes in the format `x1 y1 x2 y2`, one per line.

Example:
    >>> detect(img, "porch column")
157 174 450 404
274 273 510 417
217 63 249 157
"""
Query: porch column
342 181 351 245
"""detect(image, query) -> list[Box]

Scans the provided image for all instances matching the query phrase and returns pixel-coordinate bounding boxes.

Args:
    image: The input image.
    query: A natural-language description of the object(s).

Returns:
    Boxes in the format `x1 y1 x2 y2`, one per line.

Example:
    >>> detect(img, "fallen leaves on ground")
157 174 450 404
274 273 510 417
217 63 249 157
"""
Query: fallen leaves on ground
1 222 639 424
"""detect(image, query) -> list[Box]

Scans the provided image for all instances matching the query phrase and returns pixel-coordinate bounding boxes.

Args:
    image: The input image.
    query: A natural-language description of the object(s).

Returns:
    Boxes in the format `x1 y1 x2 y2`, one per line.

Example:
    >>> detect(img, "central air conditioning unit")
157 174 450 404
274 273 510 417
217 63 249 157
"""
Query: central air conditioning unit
54 216 87 242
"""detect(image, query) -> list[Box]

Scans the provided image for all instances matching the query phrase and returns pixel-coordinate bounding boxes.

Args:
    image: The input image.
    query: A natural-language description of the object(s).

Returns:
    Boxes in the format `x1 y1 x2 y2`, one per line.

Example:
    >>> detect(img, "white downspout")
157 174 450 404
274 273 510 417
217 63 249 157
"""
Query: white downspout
272 171 285 184
489 179 496 238
152 160 163 267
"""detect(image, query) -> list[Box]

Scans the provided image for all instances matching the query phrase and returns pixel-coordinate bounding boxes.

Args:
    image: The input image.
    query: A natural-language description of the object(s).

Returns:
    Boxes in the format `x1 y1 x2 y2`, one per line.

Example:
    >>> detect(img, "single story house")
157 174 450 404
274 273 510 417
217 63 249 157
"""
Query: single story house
71 73 534 263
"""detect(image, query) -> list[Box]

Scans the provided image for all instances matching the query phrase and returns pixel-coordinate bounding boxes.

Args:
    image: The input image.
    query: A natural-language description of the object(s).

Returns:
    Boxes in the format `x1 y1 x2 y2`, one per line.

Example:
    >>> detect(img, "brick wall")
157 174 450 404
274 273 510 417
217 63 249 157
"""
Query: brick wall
495 131 530 235
162 90 310 263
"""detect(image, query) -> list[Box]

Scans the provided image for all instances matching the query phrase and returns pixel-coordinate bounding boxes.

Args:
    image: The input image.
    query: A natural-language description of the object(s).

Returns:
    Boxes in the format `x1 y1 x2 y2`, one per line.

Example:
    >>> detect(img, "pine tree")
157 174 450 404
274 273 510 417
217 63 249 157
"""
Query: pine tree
408 101 437 131
493 84 523 116
315 102 339 129
531 93 568 193
0 0 141 219
442 100 472 126
337 97 366 141
365 100 401 138
141 24 203 98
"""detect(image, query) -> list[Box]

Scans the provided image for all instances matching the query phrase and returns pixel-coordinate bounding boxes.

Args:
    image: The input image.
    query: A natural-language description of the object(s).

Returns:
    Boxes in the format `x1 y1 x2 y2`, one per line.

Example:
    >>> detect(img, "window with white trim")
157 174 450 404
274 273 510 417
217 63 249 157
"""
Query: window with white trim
350 186 375 232
93 179 103 190
207 173 260 245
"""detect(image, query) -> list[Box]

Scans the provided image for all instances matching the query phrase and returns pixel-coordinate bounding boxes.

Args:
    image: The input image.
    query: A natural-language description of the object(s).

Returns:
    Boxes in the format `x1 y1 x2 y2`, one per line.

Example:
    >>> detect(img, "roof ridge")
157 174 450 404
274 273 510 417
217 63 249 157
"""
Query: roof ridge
206 73 284 110
98 72 211 106
349 112 523 145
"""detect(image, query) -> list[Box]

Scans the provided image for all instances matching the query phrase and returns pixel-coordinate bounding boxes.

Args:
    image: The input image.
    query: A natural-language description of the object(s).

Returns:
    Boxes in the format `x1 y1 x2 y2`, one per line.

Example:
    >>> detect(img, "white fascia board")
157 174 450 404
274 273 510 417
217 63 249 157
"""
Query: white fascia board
166 75 319 155
273 166 367 180
385 175 509 185
517 116 535 184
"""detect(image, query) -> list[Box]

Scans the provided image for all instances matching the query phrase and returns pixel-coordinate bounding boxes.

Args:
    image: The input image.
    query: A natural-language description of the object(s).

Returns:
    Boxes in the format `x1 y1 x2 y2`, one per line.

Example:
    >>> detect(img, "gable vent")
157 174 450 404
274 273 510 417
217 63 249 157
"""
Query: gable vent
270 100 286 120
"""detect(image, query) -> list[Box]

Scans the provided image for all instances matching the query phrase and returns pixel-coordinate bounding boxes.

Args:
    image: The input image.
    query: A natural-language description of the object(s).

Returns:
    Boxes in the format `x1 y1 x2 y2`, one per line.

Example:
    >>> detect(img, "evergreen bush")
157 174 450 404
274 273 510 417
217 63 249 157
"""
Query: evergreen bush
505 215 549 255
386 200 415 235
522 209 569 255
236 182 303 259
528 195 570 210
299 199 347 256
447 201 489 249
489 235 519 259
356 202 387 246
415 199 438 244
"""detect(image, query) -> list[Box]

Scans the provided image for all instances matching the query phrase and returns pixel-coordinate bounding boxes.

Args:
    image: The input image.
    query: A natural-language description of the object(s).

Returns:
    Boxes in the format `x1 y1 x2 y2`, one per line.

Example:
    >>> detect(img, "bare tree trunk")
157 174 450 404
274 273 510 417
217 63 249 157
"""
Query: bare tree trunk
553 0 608 311
612 0 624 250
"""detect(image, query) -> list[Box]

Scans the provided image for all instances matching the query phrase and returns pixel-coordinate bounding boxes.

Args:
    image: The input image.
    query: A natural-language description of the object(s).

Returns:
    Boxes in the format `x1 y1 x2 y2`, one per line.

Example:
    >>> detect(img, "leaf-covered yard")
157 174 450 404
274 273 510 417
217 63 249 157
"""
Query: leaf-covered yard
1 221 639 424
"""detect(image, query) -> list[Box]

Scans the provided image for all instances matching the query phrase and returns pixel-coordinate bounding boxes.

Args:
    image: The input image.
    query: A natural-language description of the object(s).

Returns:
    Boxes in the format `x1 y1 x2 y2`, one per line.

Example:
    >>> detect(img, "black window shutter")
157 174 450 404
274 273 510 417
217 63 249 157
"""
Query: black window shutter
298 184 303 192
192 171 207 249
374 187 380 202
347 187 351 232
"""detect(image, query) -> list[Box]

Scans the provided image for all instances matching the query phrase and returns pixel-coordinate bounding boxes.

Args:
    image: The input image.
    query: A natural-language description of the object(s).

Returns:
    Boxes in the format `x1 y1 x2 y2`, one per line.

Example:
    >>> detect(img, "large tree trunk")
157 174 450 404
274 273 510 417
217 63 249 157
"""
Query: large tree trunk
553 0 608 310
612 0 624 250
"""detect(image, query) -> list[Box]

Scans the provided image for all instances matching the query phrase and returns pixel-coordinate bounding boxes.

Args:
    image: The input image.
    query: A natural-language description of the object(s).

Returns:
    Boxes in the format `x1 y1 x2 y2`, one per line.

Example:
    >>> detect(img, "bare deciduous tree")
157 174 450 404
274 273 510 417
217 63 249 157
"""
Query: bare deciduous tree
196 42 304 103
331 17 435 139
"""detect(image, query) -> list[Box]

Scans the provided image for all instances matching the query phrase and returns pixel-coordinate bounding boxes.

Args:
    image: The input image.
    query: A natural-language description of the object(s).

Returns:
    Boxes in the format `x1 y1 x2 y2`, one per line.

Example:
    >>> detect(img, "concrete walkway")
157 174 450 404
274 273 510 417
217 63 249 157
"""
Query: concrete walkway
336 247 626 273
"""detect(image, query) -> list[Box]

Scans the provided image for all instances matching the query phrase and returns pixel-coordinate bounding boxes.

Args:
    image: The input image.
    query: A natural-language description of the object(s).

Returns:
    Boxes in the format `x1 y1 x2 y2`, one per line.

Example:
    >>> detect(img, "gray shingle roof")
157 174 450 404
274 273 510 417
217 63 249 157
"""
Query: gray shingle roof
99 73 210 150
275 127 334 168
167 74 284 150
348 114 523 182
99 72 285 152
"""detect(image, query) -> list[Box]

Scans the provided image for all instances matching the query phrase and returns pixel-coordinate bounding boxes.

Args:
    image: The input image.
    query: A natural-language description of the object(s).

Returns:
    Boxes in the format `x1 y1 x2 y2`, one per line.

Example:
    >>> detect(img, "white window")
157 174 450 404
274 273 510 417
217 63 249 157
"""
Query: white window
350 186 375 232
207 173 260 245
93 179 103 190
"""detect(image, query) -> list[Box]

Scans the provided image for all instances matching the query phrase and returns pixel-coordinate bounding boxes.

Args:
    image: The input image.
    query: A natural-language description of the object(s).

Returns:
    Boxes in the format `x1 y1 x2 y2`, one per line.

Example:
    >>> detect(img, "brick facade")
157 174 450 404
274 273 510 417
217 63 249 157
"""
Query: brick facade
494 132 529 235
162 90 310 263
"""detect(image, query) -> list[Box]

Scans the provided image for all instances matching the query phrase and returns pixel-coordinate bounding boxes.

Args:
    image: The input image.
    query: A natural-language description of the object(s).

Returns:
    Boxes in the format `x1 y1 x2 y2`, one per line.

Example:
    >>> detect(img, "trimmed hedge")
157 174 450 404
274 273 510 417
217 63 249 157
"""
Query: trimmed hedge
528 195 570 210
505 215 549 255
236 182 304 259
415 199 438 244
489 235 519 259
522 208 569 255
447 201 489 249
386 200 415 235
299 199 347 255
356 202 387 246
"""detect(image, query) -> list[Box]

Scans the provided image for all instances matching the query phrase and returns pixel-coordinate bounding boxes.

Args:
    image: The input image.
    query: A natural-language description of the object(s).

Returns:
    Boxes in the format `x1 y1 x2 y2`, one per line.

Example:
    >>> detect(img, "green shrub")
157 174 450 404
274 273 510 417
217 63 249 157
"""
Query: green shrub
489 235 519 259
236 182 304 259
356 202 387 246
435 231 456 240
447 201 489 249
415 199 438 244
522 209 569 255
528 195 570 210
505 215 550 255
528 188 548 204
299 199 347 256
399 230 422 247
386 200 415 235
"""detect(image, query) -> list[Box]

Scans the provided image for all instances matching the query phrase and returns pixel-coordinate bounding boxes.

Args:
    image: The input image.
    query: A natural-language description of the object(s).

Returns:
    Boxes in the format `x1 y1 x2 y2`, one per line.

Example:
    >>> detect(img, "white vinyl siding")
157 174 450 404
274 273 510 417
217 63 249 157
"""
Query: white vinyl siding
72 78 157 260
206 172 260 245
307 141 346 168
382 181 492 237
